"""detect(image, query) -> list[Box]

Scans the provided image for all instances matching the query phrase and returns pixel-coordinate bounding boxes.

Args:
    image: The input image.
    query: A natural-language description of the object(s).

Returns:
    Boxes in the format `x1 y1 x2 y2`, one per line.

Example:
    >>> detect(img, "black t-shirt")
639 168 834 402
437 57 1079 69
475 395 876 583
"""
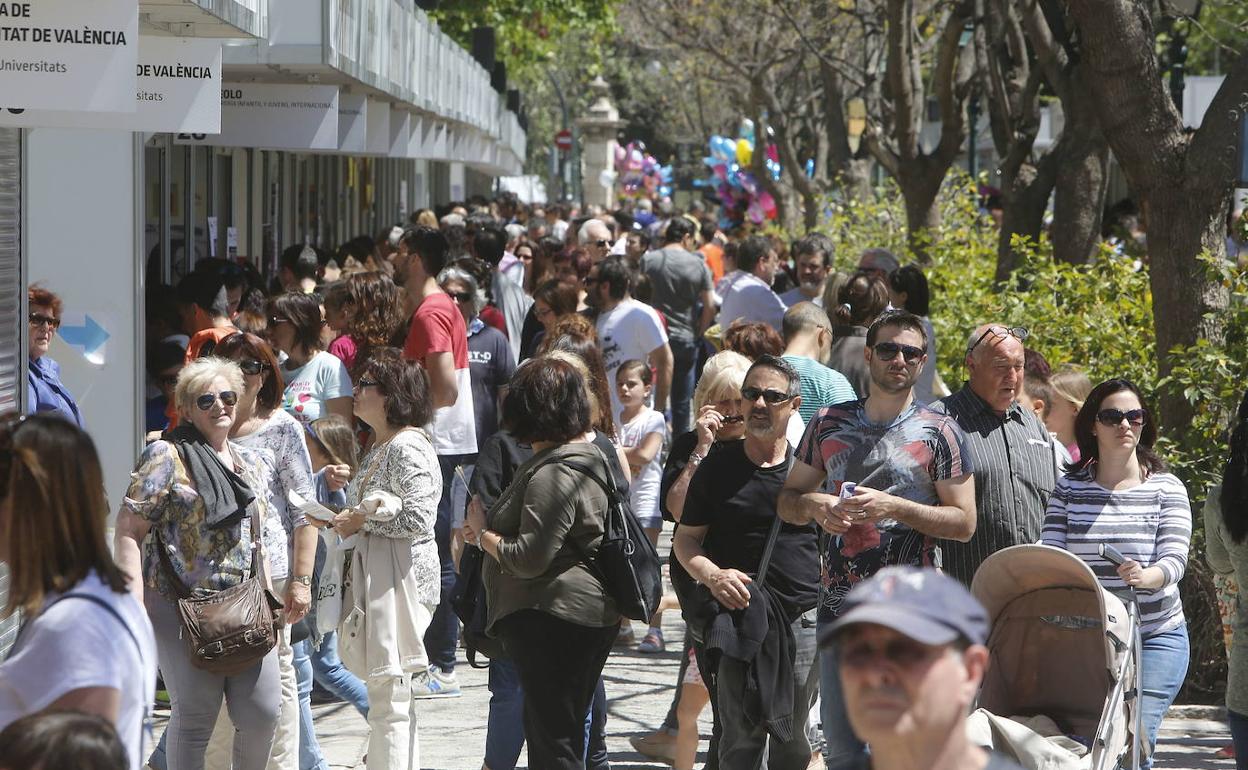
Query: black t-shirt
681 441 819 618
467 324 516 448
660 431 745 522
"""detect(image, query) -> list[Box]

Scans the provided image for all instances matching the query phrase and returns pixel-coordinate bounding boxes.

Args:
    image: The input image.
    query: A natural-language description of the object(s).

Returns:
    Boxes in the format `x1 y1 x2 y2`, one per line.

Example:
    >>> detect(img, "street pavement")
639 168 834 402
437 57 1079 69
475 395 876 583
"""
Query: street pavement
149 617 1236 770
148 523 1234 768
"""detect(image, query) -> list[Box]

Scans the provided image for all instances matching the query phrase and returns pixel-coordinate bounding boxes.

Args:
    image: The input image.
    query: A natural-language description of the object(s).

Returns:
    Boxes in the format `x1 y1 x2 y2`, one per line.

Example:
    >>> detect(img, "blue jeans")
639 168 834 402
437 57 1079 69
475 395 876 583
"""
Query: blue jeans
293 638 329 770
485 659 526 770
1139 624 1189 769
425 453 472 673
1228 709 1248 768
310 631 369 717
819 640 866 769
670 338 699 435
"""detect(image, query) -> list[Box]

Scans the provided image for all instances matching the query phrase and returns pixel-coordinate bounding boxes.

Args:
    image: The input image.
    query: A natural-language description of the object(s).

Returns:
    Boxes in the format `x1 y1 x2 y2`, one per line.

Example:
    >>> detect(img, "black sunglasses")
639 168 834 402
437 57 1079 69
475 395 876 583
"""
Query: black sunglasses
356 378 381 391
873 342 925 364
1096 408 1146 427
196 391 239 411
967 325 1029 355
740 385 796 405
593 239 610 249
238 359 268 376
28 313 60 329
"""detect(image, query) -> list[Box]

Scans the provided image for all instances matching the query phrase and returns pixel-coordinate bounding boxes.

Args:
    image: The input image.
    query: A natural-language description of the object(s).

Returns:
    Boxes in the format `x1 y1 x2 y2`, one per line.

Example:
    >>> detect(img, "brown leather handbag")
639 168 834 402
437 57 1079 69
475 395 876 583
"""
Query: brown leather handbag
157 502 284 676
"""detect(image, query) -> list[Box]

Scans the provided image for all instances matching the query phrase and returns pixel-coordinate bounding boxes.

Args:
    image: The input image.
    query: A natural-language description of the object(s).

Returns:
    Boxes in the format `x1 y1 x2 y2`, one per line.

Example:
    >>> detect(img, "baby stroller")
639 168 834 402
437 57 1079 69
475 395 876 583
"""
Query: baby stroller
969 544 1145 770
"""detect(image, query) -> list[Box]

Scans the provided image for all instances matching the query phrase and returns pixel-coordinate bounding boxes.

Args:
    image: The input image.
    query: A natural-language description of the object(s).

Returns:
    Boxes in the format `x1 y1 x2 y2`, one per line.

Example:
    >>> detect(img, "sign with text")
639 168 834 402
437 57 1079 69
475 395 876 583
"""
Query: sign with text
176 83 338 150
337 92 367 153
0 37 221 132
0 0 138 112
365 98 390 154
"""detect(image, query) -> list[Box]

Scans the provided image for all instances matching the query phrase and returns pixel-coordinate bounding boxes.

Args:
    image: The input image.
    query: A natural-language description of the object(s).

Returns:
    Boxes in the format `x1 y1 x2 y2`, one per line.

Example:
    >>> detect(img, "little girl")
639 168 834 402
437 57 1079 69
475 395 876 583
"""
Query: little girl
303 415 371 720
616 359 669 653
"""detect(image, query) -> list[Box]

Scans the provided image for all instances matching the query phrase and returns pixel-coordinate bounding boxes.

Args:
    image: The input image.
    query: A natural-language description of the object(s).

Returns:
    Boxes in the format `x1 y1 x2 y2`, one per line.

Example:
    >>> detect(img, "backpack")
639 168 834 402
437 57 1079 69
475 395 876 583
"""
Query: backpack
564 451 664 621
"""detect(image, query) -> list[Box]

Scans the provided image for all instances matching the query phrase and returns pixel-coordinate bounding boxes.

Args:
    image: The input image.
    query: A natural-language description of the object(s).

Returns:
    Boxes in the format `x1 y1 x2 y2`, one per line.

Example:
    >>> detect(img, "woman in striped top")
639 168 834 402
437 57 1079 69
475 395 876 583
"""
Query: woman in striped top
1041 378 1191 767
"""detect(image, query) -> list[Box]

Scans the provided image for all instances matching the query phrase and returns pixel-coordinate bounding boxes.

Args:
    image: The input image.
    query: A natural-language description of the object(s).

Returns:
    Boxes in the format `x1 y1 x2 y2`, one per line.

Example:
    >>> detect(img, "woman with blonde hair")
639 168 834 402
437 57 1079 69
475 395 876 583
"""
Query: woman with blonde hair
630 350 753 768
115 357 287 769
1047 364 1093 463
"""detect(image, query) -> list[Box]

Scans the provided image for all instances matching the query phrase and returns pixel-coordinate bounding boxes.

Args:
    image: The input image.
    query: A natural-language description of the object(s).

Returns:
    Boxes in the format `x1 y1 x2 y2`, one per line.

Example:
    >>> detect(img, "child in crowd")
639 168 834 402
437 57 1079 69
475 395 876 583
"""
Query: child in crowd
303 415 371 719
0 711 127 770
616 359 669 653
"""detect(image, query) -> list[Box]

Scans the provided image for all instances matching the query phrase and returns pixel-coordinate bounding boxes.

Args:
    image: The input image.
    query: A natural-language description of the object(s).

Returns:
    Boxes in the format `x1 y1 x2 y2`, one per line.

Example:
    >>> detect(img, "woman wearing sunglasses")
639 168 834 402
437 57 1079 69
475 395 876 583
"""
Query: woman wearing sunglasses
114 357 287 770
212 332 319 769
26 284 84 428
1040 378 1192 767
267 291 354 426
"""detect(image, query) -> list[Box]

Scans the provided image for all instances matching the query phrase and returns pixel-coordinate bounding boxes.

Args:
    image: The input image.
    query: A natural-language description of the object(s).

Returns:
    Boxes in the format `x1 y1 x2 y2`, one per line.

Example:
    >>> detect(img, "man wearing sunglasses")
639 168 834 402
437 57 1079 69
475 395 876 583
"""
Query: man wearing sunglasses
822 566 1024 770
578 218 615 264
674 355 821 769
929 323 1058 586
778 309 976 768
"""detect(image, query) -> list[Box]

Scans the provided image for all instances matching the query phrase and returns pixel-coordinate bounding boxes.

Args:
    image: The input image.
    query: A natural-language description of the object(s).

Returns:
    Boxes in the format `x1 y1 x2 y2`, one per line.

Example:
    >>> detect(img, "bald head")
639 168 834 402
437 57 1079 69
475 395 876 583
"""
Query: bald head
965 323 1027 414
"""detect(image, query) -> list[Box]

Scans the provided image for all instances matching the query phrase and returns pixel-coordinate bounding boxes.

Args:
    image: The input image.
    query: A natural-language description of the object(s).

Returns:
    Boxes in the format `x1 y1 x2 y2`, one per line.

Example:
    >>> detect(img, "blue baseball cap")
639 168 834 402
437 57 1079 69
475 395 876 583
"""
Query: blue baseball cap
820 566 989 647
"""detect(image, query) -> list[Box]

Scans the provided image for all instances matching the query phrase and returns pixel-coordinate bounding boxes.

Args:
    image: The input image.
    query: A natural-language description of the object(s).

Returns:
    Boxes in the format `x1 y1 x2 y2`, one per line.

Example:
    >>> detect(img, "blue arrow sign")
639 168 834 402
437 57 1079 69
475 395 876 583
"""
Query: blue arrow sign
58 315 110 355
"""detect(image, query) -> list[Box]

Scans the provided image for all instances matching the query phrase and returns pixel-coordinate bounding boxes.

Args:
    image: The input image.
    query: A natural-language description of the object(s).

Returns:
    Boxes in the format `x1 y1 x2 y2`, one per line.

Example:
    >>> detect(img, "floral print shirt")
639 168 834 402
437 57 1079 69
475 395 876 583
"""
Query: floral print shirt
124 439 288 600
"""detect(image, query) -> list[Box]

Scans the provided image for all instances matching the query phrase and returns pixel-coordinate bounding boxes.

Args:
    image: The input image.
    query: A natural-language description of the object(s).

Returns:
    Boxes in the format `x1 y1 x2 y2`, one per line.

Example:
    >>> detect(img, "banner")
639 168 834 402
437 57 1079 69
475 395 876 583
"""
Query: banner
0 37 221 132
0 0 138 112
337 92 367 153
176 83 338 150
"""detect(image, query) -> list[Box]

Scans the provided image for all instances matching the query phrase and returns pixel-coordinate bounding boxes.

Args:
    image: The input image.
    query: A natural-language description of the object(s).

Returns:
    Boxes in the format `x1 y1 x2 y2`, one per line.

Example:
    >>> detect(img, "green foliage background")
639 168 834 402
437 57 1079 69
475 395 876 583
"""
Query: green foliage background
810 177 1246 700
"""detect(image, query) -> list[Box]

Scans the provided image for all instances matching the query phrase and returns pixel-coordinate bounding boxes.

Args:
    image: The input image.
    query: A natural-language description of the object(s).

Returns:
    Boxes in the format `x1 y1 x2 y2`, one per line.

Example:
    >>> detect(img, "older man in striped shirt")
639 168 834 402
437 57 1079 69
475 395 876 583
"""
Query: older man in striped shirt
929 323 1058 585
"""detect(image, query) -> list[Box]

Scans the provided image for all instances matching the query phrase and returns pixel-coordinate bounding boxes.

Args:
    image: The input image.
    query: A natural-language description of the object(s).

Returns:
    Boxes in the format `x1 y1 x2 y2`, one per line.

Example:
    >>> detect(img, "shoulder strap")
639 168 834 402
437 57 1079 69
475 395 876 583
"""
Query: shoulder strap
14 592 153 757
485 450 569 526
755 445 797 588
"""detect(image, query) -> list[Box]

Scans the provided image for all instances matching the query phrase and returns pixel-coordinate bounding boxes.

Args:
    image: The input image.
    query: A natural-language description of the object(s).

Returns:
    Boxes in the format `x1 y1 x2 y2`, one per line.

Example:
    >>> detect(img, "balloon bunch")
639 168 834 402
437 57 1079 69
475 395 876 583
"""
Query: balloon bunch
699 119 780 227
613 141 673 201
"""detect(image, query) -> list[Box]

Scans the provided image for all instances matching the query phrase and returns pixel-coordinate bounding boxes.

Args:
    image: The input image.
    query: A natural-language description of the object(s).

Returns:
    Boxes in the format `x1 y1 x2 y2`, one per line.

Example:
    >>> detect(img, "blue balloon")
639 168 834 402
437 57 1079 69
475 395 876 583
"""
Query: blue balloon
659 185 672 197
805 159 815 178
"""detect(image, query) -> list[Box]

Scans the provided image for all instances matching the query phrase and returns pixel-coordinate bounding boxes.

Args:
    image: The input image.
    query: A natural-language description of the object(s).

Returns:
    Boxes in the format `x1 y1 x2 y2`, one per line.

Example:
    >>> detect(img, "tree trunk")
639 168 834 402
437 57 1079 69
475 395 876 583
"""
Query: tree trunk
994 155 1057 284
1065 0 1245 433
896 162 945 260
1049 77 1109 264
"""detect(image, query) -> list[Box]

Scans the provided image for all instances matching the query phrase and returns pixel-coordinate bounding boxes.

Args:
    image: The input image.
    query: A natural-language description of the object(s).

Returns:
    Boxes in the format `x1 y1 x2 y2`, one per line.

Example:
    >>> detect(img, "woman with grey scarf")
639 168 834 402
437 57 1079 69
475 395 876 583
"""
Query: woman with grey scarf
115 357 287 770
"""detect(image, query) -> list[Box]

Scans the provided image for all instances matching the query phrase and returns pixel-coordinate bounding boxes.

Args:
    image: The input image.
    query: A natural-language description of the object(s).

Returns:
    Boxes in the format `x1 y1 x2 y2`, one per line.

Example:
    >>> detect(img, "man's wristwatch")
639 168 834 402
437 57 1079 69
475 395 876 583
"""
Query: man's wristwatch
290 575 312 586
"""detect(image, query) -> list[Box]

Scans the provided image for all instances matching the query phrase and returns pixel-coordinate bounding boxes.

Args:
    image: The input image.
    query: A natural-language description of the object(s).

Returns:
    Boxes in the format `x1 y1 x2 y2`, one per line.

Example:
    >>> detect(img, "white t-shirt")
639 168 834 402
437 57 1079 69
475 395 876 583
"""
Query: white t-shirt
718 271 788 332
280 350 354 425
618 407 668 526
0 572 157 770
597 298 668 421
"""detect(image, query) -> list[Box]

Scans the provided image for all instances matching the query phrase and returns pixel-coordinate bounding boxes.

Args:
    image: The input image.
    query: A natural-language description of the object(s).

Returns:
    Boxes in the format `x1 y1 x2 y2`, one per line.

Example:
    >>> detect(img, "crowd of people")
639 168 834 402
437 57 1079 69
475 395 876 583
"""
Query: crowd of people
6 190 1243 770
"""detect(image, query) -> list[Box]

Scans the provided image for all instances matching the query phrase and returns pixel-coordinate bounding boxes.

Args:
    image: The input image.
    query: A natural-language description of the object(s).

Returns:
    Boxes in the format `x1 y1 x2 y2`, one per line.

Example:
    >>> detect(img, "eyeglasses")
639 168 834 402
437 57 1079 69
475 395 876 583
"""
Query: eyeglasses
448 291 474 304
873 342 925 365
740 385 797 405
269 316 291 326
356 378 380 391
839 637 946 670
534 305 554 319
593 239 610 249
1096 408 1146 427
196 391 239 411
237 359 268 376
967 325 1029 355
28 313 60 329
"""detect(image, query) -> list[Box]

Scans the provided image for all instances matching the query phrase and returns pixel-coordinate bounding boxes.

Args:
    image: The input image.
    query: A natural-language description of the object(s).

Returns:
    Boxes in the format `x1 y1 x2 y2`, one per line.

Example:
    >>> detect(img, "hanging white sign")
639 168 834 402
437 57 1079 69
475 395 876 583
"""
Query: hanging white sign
0 37 221 132
337 92 367 153
0 0 138 112
176 83 338 150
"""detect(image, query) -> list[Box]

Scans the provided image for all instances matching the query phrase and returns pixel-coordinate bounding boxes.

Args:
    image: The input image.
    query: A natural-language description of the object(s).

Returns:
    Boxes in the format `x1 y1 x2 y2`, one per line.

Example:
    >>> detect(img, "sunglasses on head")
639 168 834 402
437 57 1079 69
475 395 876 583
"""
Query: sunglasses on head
237 359 268 376
1096 408 1146 427
873 341 925 364
196 391 239 411
967 325 1029 355
29 313 60 329
740 385 796 405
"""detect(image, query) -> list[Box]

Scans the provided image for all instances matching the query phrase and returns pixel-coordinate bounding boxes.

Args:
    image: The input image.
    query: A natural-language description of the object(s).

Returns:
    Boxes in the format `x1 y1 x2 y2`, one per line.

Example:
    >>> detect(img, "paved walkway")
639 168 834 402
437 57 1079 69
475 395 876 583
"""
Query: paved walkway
150 620 1235 770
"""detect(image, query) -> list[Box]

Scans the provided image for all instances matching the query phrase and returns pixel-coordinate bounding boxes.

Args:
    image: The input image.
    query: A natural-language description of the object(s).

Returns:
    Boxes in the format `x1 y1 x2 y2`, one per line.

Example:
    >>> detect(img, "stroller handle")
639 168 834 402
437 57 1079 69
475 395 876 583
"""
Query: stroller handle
1099 543 1128 567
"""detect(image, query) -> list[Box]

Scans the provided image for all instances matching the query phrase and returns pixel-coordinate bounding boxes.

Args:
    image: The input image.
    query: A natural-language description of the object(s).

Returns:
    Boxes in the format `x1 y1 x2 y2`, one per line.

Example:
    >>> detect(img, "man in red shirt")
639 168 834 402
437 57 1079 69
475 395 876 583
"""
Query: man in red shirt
395 226 477 697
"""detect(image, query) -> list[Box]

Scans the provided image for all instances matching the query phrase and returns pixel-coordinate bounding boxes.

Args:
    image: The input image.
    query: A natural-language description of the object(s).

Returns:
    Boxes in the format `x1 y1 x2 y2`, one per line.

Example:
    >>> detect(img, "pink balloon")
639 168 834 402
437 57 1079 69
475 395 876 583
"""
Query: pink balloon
747 201 765 224
766 144 779 163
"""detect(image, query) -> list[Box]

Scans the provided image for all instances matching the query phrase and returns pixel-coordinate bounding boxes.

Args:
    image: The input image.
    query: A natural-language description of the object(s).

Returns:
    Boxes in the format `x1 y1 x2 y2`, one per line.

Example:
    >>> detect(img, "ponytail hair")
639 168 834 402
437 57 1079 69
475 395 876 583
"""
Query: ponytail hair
1221 388 1248 542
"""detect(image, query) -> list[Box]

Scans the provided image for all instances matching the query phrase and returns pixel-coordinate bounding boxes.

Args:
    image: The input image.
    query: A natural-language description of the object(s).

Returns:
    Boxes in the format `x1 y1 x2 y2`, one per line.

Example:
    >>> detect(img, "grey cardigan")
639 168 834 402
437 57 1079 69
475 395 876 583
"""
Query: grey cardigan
483 442 621 634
